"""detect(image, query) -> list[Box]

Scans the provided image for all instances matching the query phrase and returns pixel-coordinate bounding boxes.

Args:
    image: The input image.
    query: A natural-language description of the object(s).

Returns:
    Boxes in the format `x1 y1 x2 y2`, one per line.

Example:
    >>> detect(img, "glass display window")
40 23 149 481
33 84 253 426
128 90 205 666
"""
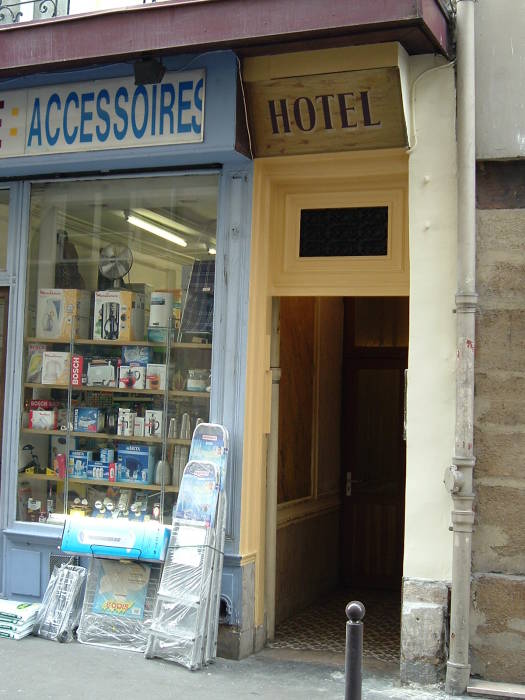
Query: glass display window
17 173 218 525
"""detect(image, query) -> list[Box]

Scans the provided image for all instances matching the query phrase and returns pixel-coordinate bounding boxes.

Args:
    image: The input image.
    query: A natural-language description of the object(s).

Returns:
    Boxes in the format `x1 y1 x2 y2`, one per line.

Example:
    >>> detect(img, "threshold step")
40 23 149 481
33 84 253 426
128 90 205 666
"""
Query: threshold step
468 679 525 699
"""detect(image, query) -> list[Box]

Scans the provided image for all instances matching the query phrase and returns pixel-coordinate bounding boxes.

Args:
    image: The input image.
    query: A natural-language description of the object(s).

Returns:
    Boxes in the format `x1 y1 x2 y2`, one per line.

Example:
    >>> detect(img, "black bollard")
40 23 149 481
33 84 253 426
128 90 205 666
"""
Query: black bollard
345 600 365 700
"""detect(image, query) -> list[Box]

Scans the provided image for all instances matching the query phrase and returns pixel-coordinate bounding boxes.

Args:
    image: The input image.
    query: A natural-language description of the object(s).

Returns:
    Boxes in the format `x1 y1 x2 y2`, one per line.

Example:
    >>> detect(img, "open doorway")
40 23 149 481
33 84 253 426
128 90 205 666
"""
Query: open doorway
268 295 408 665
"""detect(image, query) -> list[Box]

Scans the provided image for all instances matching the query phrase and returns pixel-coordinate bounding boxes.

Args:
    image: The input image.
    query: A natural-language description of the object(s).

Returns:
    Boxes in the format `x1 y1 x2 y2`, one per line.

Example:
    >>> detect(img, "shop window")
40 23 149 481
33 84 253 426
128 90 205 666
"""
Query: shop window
0 189 9 269
299 206 388 258
17 174 218 525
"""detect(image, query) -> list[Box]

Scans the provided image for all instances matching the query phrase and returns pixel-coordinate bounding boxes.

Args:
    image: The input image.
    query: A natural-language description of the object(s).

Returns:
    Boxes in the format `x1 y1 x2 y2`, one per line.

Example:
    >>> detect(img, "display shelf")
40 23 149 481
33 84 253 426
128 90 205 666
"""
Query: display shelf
25 383 165 396
20 428 191 446
169 390 210 400
25 337 212 350
20 472 179 493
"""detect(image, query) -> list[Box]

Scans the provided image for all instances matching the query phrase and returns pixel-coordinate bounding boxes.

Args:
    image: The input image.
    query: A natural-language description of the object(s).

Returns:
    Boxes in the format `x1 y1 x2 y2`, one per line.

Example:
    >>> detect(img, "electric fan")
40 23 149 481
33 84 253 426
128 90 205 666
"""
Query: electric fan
98 244 133 287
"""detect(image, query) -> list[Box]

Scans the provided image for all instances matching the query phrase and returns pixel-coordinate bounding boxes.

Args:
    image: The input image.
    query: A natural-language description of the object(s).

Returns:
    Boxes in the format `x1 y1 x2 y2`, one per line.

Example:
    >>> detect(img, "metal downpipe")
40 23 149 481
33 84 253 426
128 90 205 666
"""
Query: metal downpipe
444 0 477 695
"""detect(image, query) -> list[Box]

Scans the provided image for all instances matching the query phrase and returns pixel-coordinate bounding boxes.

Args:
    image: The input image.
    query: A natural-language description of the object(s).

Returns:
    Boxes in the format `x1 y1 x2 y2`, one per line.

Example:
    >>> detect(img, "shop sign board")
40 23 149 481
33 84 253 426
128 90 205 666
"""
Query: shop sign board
0 69 205 158
245 67 408 156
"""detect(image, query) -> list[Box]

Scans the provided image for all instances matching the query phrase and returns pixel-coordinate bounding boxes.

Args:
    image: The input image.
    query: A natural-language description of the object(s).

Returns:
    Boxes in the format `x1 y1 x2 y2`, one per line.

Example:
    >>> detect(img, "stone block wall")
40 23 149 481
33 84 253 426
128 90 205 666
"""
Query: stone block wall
471 162 525 682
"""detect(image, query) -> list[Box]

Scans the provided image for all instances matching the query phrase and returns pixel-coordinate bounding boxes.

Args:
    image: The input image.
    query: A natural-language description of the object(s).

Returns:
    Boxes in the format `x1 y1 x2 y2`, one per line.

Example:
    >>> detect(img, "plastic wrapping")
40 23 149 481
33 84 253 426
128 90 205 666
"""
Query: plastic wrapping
77 558 161 652
33 562 87 642
145 424 229 670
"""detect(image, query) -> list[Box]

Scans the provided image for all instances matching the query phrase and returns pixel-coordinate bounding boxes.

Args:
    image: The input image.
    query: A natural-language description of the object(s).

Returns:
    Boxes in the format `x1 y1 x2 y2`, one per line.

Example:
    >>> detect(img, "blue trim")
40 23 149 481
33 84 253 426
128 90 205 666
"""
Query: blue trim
0 51 249 179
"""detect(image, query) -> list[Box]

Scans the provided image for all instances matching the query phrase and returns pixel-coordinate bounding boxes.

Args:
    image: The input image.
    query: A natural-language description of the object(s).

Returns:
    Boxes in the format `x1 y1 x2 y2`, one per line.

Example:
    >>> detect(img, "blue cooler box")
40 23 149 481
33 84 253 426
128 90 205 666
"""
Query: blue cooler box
60 517 171 562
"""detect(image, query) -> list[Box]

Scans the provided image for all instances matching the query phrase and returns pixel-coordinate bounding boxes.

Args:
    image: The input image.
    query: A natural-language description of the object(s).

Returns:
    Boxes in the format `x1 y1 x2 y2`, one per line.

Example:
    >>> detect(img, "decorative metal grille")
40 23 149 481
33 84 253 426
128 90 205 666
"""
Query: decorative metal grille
299 206 389 258
0 0 58 23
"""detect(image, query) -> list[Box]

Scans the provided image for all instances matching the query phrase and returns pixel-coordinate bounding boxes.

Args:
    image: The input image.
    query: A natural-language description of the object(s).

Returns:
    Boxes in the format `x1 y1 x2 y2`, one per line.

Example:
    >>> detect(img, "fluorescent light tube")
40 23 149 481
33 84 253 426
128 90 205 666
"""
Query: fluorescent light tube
126 214 187 248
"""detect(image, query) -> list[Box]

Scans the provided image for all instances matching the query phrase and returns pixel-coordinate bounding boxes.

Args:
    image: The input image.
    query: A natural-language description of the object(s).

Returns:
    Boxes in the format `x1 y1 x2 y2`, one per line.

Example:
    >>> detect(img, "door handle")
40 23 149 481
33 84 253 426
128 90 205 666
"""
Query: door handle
345 472 362 496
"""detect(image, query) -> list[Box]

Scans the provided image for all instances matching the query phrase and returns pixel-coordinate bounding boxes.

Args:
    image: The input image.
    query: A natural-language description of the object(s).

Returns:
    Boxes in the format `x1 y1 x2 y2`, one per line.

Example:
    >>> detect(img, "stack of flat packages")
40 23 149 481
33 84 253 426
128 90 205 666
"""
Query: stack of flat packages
77 559 162 652
146 423 229 670
0 600 40 640
60 518 170 653
33 562 87 643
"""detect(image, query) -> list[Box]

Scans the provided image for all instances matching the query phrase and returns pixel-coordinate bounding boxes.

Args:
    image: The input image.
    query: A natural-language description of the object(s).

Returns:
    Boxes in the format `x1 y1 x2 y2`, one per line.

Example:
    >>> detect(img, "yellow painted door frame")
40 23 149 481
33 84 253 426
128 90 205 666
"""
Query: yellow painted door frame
241 149 409 630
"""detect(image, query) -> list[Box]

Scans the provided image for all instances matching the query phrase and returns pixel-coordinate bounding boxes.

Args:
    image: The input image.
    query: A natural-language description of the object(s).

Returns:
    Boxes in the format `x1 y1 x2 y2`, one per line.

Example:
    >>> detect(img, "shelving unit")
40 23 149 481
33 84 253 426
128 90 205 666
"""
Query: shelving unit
26 337 212 350
20 324 212 524
21 472 179 493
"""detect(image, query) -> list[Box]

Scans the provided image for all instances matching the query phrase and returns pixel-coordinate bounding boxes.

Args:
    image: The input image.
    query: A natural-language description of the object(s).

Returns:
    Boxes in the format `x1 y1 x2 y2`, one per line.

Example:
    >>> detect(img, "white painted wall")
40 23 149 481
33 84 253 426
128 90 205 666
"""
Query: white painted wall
475 0 525 159
404 55 457 581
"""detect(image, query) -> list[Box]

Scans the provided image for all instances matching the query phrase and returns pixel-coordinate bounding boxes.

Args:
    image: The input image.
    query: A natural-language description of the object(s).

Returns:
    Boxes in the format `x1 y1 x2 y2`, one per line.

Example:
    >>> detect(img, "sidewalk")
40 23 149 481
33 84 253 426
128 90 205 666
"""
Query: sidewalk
0 636 470 700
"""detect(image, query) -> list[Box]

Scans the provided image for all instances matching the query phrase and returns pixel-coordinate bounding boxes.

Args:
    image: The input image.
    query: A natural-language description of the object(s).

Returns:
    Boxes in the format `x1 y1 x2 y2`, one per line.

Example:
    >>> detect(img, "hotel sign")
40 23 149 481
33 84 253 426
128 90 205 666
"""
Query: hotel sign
245 67 408 157
0 69 205 158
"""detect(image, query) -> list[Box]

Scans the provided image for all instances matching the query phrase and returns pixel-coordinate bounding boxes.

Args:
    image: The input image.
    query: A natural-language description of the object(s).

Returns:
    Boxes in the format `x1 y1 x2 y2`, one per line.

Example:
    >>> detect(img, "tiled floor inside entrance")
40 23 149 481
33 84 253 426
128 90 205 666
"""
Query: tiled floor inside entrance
267 588 401 664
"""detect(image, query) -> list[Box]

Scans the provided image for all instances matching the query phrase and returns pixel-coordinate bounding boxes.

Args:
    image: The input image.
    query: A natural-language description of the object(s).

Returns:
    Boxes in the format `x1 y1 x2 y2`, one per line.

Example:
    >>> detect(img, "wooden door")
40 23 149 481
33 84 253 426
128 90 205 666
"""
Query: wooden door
341 300 407 590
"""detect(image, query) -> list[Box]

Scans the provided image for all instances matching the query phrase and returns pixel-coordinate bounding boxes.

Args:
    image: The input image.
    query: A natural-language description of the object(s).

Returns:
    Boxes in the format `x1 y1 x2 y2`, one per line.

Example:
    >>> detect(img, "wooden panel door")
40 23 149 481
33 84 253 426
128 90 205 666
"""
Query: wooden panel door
341 348 407 590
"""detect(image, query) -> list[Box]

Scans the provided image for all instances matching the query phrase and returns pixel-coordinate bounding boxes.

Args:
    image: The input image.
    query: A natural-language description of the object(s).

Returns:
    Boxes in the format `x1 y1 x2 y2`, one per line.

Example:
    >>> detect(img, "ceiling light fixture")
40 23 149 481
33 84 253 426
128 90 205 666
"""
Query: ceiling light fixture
126 213 187 248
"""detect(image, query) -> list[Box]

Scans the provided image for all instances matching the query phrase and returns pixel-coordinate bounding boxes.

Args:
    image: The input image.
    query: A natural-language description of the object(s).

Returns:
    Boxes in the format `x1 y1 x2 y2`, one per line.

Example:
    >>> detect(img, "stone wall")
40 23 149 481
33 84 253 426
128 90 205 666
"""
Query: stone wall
470 162 525 682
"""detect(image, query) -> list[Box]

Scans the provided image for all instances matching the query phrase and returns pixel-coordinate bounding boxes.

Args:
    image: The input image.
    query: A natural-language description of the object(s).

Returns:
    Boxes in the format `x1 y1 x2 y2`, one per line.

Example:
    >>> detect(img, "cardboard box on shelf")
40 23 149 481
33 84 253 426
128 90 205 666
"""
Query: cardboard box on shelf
28 410 57 430
93 290 145 342
86 461 116 481
73 407 105 433
68 450 93 478
26 344 46 383
144 409 163 438
145 363 166 390
42 351 70 385
36 289 91 341
118 365 145 390
117 443 157 485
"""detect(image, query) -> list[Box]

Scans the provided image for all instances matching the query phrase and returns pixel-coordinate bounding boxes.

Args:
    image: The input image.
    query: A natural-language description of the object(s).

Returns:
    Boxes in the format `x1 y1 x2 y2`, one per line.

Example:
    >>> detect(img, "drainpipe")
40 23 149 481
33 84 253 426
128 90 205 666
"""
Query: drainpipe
444 0 477 696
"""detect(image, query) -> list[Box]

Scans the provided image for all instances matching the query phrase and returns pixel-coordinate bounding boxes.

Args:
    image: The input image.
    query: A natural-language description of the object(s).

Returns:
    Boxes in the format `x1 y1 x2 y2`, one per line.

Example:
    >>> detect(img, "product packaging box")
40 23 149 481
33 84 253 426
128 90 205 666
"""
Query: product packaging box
133 416 145 437
42 351 71 385
99 448 115 464
117 408 135 436
121 345 153 367
70 354 84 387
68 450 93 478
26 344 46 383
93 290 145 342
147 327 176 344
144 409 163 438
36 289 90 341
127 283 152 328
60 516 171 562
117 443 157 485
28 409 57 430
149 290 174 328
119 365 145 390
73 407 105 433
87 359 118 387
145 363 166 391
51 435 74 477
86 461 116 481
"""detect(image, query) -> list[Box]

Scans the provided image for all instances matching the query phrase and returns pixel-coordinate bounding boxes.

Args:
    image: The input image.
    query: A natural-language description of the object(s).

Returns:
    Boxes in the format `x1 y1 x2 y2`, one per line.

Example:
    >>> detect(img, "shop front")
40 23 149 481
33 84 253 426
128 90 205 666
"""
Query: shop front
0 32 458 675
0 51 253 639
